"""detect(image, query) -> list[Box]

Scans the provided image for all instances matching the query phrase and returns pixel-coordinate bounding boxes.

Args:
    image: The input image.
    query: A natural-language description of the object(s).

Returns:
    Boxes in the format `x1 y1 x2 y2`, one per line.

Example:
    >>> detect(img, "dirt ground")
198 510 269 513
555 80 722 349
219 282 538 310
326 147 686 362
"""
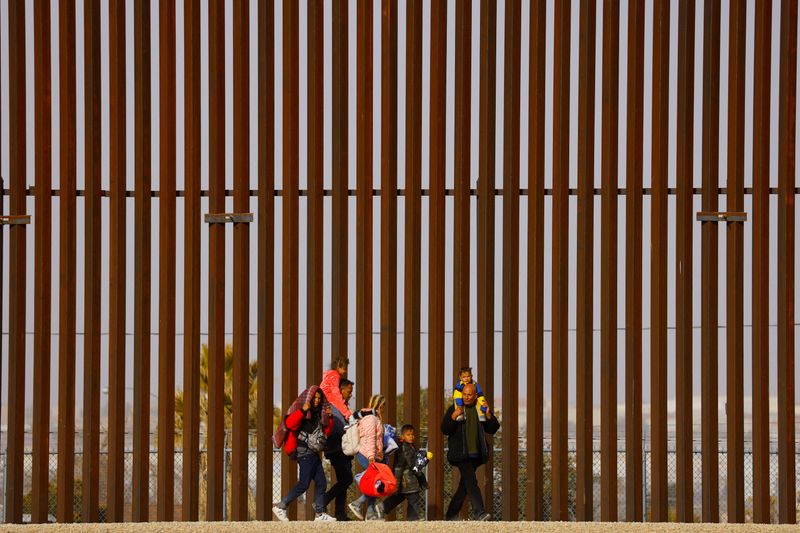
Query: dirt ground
1 521 798 533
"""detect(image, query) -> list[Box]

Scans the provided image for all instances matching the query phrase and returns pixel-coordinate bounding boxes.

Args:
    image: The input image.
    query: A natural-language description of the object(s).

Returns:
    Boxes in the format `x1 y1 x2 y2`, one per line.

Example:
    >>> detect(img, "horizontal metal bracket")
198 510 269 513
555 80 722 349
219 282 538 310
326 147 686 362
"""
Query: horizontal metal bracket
696 211 747 223
204 212 253 224
0 215 31 225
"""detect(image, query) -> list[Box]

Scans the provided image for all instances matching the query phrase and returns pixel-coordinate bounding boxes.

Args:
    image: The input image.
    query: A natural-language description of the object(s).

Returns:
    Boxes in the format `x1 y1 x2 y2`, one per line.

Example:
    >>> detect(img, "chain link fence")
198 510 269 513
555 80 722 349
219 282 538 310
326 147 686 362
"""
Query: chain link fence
3 433 799 523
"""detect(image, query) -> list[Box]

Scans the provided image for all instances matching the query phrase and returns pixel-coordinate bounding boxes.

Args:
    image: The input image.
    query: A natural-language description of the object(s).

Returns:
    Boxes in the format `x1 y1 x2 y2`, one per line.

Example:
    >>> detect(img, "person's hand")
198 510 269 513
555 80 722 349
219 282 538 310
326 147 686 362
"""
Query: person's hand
369 456 376 465
452 407 464 421
484 408 493 419
302 401 311 412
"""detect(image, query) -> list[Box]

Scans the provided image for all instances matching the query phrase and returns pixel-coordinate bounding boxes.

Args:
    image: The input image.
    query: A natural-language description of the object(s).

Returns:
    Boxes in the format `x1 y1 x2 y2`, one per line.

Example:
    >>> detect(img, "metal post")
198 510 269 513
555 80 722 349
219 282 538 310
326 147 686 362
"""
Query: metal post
0 176 4 522
222 430 228 521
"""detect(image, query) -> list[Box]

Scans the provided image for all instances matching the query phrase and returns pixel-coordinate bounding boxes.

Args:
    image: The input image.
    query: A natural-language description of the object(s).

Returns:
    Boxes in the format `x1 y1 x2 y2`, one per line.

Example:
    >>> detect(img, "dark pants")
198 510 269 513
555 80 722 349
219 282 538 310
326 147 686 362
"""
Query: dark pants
383 491 425 521
281 454 327 513
445 458 485 519
323 452 353 519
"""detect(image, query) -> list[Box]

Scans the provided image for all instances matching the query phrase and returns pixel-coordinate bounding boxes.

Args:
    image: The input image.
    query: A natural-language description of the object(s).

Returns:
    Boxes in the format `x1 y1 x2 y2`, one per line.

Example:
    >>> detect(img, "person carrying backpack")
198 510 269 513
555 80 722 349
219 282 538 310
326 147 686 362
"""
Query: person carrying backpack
348 395 387 520
273 388 336 522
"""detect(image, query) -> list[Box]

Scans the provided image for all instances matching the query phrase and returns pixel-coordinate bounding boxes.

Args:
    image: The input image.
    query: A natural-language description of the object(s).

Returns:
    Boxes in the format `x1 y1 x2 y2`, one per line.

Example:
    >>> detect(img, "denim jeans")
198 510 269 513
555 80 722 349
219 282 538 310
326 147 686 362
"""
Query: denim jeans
281 453 327 513
355 453 378 516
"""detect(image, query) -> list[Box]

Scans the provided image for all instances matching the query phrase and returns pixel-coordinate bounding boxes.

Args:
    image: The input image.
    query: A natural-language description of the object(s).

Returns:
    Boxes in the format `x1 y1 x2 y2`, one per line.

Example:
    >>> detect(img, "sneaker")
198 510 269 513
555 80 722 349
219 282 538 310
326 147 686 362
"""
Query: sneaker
478 512 492 521
272 505 289 522
315 512 337 522
375 501 385 519
456 414 465 422
348 501 364 521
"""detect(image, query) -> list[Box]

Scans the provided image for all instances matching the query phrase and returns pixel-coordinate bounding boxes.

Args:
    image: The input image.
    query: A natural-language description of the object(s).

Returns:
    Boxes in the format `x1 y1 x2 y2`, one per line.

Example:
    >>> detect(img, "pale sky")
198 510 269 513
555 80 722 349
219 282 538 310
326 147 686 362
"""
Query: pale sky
0 0 798 438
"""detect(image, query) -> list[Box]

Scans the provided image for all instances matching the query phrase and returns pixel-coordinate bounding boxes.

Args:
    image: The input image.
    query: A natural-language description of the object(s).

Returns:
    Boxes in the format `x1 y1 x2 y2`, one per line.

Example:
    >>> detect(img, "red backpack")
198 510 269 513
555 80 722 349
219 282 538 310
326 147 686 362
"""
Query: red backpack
358 462 397 498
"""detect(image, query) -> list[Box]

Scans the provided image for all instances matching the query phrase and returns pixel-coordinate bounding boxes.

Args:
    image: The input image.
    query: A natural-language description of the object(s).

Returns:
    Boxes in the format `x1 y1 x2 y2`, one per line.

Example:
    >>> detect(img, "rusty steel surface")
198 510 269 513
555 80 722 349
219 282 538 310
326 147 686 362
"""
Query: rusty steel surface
778 0 797 523
527 0 546 522
404 0 423 441
575 0 595 521
331 0 348 366
477 0 497 515
675 0 695 522
256 0 276 521
727 0 747 523
107 0 126 521
380 0 398 416
751 0 772 525
307 0 324 390
426 0 447 520
281 0 300 519
453 0 471 376
207 0 226 520
700 0 721 522
551 0 570 520
624 3 644 519
650 0 670 521
304 0 323 388
357 0 374 422
231 0 250 521
6 1 27 522
501 0 521 521
600 0 619 522
182 0 202 520
82 0 103 522
57 0 78 522
32 0 52 524
158 0 177 521
132 0 152 522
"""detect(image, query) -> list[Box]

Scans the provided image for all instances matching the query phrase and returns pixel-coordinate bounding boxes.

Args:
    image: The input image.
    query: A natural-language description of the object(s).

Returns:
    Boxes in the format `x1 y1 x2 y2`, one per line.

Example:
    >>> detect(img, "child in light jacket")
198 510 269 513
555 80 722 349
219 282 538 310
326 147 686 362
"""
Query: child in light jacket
348 395 388 520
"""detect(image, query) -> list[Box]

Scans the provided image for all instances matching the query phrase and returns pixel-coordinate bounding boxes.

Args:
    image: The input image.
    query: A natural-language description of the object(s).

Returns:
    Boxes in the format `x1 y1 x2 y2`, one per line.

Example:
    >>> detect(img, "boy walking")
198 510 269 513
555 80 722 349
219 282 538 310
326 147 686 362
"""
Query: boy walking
379 425 426 521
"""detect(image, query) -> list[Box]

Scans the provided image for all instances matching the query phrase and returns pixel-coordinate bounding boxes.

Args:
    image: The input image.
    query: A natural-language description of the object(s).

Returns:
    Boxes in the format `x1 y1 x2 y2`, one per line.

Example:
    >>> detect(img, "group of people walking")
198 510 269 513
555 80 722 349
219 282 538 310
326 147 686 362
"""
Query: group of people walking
272 357 500 522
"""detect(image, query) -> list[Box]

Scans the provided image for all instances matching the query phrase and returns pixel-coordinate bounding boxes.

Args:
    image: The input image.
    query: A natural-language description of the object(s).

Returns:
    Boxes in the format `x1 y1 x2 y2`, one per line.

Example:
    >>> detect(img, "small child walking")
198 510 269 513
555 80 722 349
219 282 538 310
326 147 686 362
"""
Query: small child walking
378 424 428 521
453 366 489 421
273 389 337 522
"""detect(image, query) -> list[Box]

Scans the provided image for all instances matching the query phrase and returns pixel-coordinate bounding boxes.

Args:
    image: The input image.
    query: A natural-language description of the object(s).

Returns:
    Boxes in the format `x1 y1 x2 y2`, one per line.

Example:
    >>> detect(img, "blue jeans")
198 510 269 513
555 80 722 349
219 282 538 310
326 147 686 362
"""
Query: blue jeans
355 453 378 516
281 453 327 513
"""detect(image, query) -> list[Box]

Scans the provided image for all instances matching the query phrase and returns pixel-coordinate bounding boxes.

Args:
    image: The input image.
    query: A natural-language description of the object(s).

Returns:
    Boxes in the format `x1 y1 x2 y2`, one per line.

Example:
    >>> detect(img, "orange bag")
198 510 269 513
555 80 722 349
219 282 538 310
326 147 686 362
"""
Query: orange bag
358 462 397 498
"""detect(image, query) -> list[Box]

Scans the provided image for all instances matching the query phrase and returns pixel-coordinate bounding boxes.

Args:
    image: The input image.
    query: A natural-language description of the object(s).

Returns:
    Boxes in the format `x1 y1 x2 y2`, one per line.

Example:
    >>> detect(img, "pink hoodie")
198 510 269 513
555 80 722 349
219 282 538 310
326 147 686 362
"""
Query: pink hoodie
319 369 352 419
357 414 384 461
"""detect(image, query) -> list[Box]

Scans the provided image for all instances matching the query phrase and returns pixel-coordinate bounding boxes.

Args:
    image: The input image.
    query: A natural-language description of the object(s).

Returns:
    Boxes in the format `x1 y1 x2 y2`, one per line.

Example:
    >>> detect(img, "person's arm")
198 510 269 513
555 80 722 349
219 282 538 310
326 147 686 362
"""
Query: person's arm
319 370 352 419
440 405 459 436
285 409 305 432
474 380 485 397
482 412 500 435
375 422 384 459
394 445 410 478
359 417 377 461
323 407 335 436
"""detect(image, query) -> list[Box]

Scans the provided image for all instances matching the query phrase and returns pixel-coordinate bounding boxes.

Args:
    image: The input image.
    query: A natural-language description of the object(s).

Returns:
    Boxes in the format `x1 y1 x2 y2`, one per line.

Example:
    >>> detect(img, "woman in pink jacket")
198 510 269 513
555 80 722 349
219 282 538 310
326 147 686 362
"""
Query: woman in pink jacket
348 395 387 520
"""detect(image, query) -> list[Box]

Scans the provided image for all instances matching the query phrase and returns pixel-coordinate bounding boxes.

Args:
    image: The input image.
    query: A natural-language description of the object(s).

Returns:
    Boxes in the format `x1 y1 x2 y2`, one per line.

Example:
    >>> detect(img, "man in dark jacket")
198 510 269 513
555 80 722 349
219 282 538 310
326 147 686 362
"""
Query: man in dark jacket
440 383 500 521
322 378 354 520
